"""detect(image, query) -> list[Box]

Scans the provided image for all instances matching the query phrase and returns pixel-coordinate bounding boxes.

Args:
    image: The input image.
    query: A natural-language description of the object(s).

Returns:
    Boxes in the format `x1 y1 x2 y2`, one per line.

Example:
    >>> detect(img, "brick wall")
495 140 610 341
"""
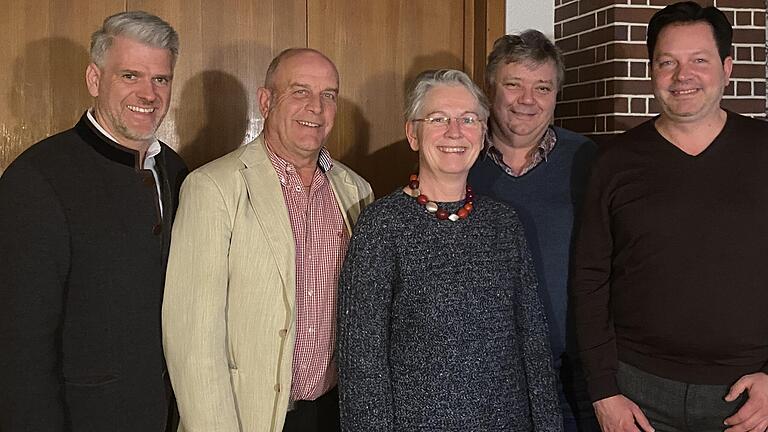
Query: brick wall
554 0 767 140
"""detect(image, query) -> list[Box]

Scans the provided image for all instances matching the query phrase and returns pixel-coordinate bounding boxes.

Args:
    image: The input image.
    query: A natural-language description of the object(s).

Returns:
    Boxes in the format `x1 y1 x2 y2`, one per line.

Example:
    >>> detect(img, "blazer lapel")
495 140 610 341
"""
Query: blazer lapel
239 137 294 304
327 167 362 236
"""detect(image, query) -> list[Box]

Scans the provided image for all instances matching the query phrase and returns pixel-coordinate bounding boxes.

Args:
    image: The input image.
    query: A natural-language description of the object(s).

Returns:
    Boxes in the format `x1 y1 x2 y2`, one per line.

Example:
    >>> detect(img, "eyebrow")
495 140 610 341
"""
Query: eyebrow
290 83 339 93
655 49 713 58
424 110 480 117
502 76 554 84
118 69 173 78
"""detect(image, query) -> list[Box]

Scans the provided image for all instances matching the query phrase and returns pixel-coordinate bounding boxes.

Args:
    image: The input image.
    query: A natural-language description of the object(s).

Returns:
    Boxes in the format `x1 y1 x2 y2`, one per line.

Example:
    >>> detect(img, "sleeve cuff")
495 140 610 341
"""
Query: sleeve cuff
587 374 620 402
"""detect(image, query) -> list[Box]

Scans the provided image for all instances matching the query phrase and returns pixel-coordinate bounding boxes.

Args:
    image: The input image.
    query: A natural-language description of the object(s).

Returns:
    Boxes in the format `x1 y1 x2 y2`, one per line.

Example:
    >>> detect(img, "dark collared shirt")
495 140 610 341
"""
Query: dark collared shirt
486 127 557 177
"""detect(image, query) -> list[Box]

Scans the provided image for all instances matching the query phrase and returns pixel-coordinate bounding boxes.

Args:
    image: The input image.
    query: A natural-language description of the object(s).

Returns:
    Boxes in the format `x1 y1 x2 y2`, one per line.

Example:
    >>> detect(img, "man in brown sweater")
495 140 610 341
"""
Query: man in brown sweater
571 2 768 431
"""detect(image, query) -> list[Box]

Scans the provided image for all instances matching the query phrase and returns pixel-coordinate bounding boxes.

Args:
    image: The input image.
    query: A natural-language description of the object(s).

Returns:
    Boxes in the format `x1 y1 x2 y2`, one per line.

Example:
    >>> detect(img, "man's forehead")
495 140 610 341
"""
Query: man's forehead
103 36 173 68
497 60 556 81
285 74 338 90
654 22 719 54
274 52 338 86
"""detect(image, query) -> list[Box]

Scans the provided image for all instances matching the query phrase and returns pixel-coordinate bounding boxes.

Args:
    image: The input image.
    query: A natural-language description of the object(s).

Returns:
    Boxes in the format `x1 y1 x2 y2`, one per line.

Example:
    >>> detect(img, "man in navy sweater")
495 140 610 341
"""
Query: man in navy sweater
469 30 598 431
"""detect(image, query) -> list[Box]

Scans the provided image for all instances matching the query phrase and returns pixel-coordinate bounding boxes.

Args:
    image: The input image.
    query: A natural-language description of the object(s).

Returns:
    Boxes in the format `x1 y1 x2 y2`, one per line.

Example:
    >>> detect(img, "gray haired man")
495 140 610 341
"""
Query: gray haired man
0 11 187 431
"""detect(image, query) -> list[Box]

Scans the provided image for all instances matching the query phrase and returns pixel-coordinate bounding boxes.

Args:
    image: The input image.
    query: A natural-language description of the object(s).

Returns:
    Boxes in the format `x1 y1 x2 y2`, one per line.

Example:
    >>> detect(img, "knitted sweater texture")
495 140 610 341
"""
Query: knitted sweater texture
337 190 562 431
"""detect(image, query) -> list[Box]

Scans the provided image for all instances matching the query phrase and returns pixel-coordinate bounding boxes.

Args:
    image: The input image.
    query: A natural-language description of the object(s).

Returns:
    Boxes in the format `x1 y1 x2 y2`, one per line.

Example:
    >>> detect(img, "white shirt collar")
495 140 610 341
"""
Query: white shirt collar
86 110 161 167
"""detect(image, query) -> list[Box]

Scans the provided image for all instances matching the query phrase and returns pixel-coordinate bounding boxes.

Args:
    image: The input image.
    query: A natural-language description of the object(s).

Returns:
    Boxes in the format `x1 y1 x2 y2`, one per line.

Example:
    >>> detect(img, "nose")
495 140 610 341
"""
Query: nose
674 62 692 81
137 78 157 102
305 93 323 114
444 118 463 138
519 86 534 104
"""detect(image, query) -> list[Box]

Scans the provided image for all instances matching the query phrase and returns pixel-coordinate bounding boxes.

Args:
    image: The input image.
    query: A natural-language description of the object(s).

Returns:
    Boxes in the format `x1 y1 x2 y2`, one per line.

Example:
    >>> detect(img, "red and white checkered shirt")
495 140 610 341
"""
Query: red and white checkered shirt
266 143 349 402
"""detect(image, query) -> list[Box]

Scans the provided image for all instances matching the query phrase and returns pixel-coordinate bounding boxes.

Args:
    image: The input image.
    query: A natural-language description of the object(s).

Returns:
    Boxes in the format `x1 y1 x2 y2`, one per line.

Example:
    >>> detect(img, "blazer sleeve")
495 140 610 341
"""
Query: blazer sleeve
162 170 241 432
0 161 69 431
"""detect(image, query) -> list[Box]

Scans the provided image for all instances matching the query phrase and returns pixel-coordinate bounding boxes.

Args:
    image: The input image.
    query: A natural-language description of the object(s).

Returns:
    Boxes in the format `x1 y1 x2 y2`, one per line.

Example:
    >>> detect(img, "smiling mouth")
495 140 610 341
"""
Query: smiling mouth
127 105 155 113
438 146 467 153
670 88 699 96
297 120 321 128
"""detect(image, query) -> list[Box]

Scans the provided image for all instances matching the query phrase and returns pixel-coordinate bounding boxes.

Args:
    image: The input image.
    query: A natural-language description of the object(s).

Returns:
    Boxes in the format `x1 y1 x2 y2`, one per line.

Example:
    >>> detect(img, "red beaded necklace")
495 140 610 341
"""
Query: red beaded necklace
404 174 474 221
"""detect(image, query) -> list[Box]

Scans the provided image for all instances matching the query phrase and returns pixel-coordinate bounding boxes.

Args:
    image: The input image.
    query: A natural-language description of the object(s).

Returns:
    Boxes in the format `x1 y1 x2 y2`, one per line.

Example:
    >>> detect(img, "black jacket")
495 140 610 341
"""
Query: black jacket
0 113 188 431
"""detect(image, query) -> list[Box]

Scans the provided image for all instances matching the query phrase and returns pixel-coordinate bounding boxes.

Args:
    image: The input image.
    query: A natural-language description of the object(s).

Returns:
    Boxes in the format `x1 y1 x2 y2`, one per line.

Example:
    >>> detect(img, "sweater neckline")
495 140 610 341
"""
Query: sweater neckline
650 110 732 160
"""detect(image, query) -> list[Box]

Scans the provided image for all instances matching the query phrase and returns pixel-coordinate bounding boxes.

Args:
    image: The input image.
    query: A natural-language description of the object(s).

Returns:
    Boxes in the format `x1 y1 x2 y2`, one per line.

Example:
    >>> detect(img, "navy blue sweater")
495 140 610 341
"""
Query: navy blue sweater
469 127 597 368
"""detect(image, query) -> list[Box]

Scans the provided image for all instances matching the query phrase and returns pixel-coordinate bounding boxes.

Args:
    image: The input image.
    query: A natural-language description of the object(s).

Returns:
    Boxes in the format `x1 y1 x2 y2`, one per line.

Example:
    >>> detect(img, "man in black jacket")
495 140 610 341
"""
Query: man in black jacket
0 11 187 431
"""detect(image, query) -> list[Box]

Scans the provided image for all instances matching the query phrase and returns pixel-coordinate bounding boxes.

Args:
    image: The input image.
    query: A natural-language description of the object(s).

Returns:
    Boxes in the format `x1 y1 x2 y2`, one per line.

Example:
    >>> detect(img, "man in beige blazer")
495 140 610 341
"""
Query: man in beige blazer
162 48 373 432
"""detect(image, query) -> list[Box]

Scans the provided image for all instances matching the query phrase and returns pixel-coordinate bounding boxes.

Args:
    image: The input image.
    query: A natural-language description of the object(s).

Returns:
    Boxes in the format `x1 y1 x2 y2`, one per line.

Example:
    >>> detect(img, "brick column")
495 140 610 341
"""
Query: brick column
554 0 767 140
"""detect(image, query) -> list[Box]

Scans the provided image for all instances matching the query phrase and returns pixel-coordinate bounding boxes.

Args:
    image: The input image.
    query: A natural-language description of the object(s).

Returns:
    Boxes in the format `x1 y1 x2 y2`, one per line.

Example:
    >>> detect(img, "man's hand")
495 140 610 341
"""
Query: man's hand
593 394 655 432
724 372 768 432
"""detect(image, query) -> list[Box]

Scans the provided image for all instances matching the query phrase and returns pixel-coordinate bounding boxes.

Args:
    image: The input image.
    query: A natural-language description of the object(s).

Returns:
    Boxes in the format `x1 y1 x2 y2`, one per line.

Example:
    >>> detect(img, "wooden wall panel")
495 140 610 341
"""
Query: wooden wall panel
1 0 504 184
308 0 467 196
0 0 123 169
309 0 505 196
129 0 306 169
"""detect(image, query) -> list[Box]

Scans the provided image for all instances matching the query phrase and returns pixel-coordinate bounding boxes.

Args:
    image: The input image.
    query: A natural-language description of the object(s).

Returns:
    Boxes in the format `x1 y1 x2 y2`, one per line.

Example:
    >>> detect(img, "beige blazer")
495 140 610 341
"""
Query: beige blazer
162 136 373 432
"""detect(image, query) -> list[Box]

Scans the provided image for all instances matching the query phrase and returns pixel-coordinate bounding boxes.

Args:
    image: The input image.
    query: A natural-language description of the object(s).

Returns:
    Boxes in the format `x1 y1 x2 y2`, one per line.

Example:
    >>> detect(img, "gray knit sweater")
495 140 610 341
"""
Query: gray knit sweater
337 190 563 431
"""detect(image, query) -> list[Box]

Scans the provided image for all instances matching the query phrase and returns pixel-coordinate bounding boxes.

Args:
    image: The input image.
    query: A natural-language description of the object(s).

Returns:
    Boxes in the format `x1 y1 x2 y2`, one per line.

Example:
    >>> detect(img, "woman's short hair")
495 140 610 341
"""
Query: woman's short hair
405 69 489 122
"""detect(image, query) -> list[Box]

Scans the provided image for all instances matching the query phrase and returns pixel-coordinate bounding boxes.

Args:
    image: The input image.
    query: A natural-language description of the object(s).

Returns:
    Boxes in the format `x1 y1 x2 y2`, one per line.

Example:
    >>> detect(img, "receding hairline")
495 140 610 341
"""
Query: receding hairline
264 48 339 89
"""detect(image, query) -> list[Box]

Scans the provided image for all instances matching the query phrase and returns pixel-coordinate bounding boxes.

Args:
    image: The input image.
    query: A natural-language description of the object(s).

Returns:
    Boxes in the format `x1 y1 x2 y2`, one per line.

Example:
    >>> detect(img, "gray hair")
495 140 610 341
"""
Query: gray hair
405 69 489 122
90 11 179 68
485 29 565 90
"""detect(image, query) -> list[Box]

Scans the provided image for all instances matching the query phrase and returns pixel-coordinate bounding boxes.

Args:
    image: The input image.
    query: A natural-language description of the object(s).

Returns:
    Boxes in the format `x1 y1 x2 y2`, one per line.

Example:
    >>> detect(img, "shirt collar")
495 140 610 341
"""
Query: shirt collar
86 110 161 165
264 138 334 180
485 127 557 177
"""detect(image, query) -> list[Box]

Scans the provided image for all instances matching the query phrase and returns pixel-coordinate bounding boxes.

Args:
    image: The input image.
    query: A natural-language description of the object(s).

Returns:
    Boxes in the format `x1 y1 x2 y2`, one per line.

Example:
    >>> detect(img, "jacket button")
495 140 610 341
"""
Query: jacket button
143 176 155 187
278 329 287 337
274 384 280 392
152 224 162 235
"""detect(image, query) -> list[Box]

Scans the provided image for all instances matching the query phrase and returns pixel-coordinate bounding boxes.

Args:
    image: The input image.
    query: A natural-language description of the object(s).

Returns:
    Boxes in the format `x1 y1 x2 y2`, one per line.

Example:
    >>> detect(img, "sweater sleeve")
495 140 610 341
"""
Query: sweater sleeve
569 153 619 402
512 219 564 431
337 208 395 432
0 160 69 431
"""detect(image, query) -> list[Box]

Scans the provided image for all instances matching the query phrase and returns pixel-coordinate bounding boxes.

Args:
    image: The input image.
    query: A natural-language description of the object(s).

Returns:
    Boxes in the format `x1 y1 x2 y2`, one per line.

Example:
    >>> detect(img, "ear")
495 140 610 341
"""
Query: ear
257 87 272 119
722 56 733 87
405 121 419 152
85 63 101 97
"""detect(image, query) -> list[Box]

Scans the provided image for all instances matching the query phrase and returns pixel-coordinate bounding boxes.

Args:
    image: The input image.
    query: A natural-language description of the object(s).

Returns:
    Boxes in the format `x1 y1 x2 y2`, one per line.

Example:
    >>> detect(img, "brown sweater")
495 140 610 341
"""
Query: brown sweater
570 111 768 402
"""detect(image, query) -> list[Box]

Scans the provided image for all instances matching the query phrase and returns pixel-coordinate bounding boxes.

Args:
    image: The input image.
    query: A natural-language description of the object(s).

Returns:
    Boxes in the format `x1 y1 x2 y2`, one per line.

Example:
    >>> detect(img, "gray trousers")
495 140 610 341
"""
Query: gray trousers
617 362 748 432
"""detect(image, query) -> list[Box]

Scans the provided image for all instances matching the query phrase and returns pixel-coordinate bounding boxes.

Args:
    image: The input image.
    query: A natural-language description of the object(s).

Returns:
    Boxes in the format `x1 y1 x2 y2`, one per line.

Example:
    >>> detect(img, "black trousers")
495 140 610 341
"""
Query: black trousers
283 387 340 432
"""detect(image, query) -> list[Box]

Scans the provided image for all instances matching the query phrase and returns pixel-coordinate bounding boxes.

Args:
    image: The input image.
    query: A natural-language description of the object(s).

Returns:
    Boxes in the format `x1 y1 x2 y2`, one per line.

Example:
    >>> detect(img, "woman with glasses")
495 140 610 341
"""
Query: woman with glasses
337 69 562 431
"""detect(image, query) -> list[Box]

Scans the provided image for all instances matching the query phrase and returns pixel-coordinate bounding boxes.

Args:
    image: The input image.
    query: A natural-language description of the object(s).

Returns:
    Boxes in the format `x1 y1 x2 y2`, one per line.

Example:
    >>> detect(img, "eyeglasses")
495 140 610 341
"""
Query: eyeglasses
412 115 484 129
